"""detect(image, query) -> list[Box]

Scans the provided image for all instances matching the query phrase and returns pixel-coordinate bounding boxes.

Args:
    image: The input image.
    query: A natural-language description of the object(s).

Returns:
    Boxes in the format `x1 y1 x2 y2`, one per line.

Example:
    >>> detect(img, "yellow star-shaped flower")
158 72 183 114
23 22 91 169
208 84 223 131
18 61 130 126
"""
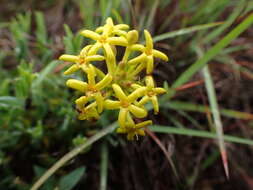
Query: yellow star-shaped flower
59 45 105 75
66 65 112 113
95 17 129 37
133 76 166 114
76 101 99 121
104 83 147 128
128 30 168 74
80 23 128 73
117 115 152 140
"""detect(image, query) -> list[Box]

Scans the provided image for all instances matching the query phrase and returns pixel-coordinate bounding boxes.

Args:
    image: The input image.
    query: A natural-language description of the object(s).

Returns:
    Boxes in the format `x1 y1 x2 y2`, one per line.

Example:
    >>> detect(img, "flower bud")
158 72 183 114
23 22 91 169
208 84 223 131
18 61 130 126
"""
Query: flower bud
127 30 138 45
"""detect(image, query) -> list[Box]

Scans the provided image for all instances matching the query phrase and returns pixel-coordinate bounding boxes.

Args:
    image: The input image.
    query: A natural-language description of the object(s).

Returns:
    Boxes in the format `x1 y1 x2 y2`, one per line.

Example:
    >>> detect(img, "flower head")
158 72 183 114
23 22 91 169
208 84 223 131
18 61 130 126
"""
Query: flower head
59 18 169 140
128 30 168 74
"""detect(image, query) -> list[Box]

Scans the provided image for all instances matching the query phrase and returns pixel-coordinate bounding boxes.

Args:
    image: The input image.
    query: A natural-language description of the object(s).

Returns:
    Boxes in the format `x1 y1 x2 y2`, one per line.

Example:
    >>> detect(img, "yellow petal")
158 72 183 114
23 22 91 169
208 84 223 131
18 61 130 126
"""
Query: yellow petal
151 96 159 114
116 127 126 133
95 93 103 113
87 65 96 85
128 105 147 118
88 42 103 55
113 30 127 37
66 79 88 92
107 37 128 46
154 87 167 94
137 96 150 106
146 55 154 74
75 96 88 106
131 83 142 89
95 74 112 90
131 44 145 52
144 29 153 50
94 67 106 78
128 53 147 65
64 64 79 75
112 84 127 100
59 55 79 62
115 24 129 30
80 30 100 41
106 17 114 26
80 45 92 56
145 75 155 88
127 87 147 103
118 108 128 128
103 43 115 59
129 63 145 76
127 133 135 141
136 120 152 129
86 55 105 62
152 49 168 61
104 100 121 109
137 129 145 136
95 26 103 33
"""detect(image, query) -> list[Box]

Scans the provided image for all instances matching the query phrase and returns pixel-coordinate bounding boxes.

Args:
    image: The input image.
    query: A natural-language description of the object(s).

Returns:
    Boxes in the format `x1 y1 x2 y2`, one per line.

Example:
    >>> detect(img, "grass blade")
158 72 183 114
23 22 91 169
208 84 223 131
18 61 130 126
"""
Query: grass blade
160 100 253 120
30 123 117 190
172 13 253 89
100 142 109 190
149 125 253 146
202 64 229 178
153 22 223 42
203 0 245 44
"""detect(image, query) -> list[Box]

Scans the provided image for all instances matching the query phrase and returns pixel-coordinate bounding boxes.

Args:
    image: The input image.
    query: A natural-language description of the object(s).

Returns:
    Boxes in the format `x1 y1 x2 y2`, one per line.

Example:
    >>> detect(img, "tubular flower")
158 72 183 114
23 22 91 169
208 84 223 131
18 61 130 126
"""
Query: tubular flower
66 65 112 113
104 84 147 128
134 76 166 114
95 17 129 36
117 114 152 140
128 30 168 74
59 45 105 75
59 17 169 140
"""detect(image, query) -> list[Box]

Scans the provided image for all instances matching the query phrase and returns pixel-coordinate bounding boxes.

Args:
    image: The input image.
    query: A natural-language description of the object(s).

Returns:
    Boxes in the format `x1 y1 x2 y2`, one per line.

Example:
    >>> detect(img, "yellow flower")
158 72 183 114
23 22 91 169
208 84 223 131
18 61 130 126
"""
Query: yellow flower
76 101 99 121
95 17 129 37
80 20 128 74
117 115 152 140
128 30 168 74
104 83 147 128
59 45 105 75
66 65 112 113
60 17 169 140
134 76 166 114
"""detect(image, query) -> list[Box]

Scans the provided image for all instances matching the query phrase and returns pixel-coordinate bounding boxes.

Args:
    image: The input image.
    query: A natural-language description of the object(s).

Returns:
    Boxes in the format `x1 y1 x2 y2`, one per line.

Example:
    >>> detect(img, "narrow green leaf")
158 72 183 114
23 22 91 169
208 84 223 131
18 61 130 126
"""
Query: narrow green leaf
172 13 253 89
150 125 253 145
202 65 228 177
59 166 85 190
100 142 109 190
153 22 223 42
160 100 253 120
32 60 59 88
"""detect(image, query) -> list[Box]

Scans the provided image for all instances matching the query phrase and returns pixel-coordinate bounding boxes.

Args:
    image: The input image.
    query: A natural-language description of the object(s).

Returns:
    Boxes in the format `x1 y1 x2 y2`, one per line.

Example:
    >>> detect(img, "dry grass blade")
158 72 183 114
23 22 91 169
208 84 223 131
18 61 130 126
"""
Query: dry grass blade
145 128 179 180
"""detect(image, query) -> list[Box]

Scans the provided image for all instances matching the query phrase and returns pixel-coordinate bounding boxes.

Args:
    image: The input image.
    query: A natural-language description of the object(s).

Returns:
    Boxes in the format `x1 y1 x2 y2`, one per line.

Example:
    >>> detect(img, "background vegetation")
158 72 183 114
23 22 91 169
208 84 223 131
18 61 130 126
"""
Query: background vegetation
0 0 253 189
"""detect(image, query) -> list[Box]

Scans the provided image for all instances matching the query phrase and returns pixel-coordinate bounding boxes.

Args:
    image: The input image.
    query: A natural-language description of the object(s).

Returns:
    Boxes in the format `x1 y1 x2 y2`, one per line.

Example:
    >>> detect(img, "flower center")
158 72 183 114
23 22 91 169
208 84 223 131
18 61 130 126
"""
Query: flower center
145 49 152 55
99 36 107 43
87 85 97 94
121 101 129 108
79 57 86 65
147 90 155 97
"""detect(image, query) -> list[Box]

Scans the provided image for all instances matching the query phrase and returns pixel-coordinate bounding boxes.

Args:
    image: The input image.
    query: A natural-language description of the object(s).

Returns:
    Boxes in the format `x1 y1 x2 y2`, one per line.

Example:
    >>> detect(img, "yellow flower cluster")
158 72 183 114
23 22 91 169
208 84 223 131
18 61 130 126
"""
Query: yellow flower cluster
59 18 168 140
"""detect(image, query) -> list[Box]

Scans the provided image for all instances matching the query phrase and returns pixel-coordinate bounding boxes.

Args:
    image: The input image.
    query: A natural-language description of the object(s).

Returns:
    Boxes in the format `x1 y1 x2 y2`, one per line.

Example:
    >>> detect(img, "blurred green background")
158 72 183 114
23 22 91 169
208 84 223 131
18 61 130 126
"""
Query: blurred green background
1 0 253 189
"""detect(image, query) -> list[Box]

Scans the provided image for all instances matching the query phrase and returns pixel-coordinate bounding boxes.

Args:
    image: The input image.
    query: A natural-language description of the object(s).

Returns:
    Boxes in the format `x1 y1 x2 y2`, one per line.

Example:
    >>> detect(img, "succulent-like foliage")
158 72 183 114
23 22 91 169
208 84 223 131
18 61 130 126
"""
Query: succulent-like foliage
59 17 168 140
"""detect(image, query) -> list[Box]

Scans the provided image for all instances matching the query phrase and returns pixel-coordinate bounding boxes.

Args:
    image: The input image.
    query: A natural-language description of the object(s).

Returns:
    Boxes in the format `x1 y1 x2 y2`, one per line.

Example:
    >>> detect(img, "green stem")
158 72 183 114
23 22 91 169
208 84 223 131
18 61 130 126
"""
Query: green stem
30 123 117 190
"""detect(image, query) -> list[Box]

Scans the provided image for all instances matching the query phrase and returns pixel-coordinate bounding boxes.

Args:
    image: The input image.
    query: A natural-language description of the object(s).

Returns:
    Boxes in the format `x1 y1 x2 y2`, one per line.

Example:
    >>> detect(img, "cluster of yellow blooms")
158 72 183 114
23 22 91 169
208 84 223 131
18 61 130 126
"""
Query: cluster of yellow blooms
59 18 168 140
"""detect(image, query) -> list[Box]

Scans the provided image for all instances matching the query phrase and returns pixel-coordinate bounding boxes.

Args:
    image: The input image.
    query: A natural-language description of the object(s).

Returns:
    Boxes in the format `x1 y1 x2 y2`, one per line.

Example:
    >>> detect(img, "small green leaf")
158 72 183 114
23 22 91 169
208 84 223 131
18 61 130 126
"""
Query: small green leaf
59 166 86 190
